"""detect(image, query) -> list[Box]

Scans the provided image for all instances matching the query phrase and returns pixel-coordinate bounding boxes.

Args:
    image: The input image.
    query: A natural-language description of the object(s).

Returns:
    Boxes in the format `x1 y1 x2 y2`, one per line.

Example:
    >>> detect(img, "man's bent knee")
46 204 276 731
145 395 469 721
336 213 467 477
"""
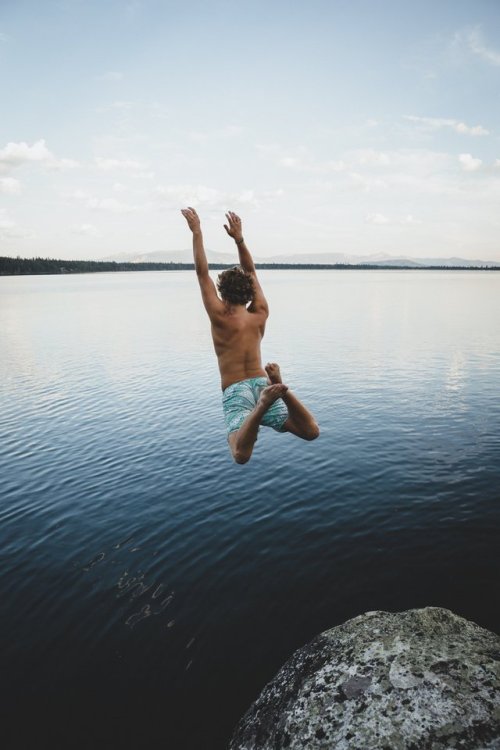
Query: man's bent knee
304 423 320 441
233 450 251 465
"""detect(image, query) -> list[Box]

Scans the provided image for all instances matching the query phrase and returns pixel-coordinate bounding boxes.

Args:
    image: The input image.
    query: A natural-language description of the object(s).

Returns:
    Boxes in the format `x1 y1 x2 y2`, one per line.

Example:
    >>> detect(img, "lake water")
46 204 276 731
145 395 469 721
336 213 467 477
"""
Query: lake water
1 270 499 749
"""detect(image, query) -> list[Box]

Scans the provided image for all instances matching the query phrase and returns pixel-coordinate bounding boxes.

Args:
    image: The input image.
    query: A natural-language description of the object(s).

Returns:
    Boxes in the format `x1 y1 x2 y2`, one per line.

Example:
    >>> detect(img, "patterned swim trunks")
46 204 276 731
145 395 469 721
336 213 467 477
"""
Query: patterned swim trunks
222 376 289 436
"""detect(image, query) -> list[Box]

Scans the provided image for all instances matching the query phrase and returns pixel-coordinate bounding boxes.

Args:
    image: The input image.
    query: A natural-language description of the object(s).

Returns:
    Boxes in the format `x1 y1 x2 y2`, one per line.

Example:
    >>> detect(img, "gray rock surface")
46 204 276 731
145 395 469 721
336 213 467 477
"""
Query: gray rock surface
229 608 500 749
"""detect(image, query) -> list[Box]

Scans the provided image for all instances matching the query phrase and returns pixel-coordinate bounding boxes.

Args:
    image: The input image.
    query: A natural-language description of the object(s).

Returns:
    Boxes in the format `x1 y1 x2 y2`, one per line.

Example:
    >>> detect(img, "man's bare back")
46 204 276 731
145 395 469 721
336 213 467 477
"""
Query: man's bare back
210 304 267 390
181 207 319 463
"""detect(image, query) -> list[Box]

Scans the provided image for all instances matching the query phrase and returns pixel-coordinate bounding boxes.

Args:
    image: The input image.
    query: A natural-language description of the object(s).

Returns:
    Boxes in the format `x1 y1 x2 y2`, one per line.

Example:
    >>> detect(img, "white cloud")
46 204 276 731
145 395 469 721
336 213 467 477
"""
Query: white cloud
349 172 388 191
109 100 133 110
255 143 280 157
46 157 79 171
404 115 489 136
72 223 101 237
322 160 346 173
262 188 285 199
234 189 257 206
262 144 494 204
65 188 139 213
0 222 17 238
459 153 482 171
350 148 451 175
356 150 391 167
95 156 145 170
96 101 135 114
256 144 345 174
87 197 139 213
0 210 33 238
365 212 390 225
0 139 52 170
64 188 90 201
495 159 500 168
364 212 421 226
401 214 421 225
0 216 15 231
155 183 283 211
188 125 244 143
228 188 284 208
0 139 78 172
285 147 450 183
467 27 500 66
0 177 21 194
280 154 345 173
0 32 8 42
149 101 170 121
156 184 224 207
99 70 123 81
454 122 488 136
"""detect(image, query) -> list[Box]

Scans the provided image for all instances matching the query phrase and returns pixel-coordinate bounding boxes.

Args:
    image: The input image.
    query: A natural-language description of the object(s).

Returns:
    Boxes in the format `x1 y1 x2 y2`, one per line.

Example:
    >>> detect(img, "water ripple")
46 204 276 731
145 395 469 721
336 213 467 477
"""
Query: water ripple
1 270 499 748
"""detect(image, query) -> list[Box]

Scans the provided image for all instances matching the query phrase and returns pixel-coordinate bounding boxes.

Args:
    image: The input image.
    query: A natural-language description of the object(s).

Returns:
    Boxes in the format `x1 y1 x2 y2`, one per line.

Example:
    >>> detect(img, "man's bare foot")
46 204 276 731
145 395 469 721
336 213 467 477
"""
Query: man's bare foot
258 383 288 409
265 362 283 385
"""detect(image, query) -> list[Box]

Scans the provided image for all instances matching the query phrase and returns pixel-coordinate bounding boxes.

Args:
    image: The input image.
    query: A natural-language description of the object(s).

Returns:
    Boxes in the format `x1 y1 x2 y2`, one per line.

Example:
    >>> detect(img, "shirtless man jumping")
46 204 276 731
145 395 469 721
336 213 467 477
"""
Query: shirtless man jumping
181 207 319 464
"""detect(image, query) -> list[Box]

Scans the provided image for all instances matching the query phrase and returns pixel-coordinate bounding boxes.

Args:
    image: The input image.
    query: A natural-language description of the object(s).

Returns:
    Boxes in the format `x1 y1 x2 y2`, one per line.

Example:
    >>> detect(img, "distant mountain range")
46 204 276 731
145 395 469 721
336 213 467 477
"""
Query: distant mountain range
103 249 500 268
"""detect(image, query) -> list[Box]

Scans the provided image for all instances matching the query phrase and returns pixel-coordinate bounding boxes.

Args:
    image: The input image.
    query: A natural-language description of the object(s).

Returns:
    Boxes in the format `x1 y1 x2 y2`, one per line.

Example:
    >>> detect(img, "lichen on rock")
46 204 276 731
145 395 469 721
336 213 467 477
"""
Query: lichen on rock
229 607 500 749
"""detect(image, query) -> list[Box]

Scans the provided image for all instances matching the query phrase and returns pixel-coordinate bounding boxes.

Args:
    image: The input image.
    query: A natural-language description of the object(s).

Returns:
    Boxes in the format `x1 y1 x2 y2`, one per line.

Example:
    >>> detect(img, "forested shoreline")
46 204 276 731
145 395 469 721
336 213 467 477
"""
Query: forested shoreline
1 256 498 276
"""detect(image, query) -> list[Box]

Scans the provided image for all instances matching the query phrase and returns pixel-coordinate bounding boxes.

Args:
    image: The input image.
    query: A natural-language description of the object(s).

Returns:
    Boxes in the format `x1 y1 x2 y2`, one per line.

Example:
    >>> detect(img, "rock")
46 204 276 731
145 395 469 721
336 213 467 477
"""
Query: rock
229 608 500 749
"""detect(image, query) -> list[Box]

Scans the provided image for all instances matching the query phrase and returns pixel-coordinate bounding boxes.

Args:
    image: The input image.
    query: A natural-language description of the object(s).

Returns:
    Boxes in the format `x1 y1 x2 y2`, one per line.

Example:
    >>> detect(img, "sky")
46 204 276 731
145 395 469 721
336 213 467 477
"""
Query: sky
1 0 500 261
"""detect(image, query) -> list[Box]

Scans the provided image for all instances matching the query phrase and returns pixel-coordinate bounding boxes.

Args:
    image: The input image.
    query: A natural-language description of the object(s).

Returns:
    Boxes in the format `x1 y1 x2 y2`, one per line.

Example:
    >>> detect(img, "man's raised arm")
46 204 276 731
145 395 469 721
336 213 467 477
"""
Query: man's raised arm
224 211 268 314
181 207 222 317
181 206 208 274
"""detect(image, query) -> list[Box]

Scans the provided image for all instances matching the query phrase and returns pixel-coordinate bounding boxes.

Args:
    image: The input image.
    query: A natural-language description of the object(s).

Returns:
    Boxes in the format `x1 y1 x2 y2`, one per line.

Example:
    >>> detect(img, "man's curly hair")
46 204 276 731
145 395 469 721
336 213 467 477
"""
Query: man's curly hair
216 266 255 305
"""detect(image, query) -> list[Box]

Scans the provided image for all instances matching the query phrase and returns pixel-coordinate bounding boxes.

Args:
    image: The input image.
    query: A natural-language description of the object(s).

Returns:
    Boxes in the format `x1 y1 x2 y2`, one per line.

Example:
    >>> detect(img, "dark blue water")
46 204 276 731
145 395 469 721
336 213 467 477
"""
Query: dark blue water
1 270 499 749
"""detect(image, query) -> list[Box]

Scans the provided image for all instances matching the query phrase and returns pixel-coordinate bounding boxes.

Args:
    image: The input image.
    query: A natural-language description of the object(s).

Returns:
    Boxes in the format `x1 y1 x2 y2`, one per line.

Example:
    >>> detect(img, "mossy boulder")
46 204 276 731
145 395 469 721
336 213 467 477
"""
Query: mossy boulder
229 608 500 749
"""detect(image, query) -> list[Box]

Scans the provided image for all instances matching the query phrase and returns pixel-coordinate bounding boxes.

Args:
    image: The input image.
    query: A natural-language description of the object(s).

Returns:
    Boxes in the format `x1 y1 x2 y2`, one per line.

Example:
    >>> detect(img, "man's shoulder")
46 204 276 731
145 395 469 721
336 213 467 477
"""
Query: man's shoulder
247 299 269 318
247 304 269 319
243 308 268 326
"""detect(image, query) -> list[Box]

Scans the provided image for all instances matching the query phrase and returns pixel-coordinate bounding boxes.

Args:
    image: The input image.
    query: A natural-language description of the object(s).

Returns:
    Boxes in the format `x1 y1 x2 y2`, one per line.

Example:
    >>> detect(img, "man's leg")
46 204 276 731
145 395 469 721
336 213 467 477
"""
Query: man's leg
265 363 319 441
228 383 288 464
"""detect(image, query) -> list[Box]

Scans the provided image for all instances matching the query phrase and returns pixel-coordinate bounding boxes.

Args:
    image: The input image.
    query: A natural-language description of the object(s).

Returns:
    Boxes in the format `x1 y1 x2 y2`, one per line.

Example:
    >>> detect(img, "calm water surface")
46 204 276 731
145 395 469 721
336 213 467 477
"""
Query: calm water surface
1 270 499 749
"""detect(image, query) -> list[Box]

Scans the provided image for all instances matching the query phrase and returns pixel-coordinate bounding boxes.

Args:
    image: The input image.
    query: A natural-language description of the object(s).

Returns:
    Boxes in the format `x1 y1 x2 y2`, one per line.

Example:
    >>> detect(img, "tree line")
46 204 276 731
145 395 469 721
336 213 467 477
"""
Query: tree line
1 256 498 276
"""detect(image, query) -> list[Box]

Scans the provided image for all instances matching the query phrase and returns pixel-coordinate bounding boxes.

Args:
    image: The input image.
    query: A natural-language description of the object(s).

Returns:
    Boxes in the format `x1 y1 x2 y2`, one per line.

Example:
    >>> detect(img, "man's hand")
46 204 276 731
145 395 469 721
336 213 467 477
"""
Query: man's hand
224 211 243 242
181 206 201 234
